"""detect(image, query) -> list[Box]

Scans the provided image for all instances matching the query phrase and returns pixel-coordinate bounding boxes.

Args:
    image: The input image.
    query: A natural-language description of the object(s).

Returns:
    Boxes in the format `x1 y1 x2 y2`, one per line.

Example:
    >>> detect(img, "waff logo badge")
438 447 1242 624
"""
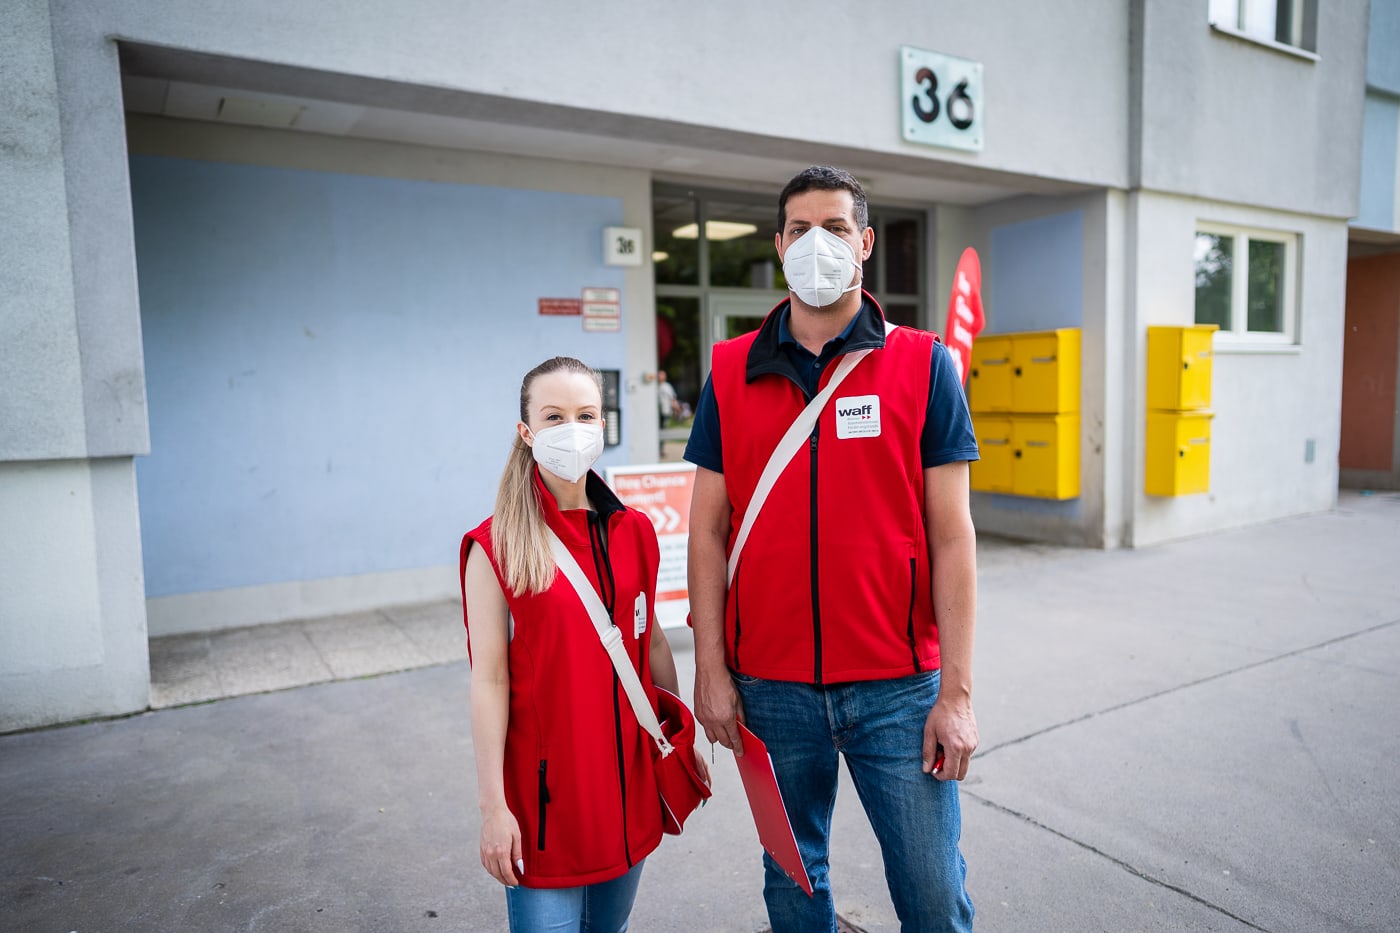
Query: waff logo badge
835 394 881 439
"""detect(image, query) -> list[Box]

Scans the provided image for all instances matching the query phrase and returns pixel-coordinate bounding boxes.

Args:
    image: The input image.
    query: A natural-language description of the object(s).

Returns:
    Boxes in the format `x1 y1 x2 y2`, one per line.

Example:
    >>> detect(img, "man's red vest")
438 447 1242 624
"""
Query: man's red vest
460 470 663 888
711 300 940 684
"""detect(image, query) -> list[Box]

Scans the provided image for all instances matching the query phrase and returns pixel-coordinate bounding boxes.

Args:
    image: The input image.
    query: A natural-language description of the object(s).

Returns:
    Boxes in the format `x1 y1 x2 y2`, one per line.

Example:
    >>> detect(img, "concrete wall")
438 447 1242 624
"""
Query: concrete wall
963 193 1121 548
1 1 153 731
53 0 1132 191
127 119 656 634
1137 1 1368 219
1127 192 1347 546
0 459 150 733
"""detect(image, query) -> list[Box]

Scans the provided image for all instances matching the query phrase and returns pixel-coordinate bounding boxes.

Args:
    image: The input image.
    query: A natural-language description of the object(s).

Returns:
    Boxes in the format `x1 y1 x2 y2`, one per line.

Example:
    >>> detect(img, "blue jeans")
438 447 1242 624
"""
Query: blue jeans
504 861 644 933
733 670 974 933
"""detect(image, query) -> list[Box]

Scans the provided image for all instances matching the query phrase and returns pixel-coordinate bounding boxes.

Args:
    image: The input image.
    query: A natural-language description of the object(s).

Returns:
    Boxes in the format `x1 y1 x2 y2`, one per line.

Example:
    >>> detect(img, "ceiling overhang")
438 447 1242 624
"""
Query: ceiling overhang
119 42 1092 207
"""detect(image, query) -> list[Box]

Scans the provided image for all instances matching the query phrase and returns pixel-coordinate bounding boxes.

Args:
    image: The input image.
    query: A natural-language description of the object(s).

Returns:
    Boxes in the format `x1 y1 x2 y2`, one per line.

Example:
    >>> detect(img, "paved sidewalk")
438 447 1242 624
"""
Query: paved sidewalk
3 491 1398 931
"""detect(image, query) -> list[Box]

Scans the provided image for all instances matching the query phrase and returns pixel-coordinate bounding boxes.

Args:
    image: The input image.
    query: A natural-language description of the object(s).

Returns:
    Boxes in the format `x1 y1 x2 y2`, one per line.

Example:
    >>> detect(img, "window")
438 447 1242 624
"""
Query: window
1194 224 1297 343
1208 0 1317 53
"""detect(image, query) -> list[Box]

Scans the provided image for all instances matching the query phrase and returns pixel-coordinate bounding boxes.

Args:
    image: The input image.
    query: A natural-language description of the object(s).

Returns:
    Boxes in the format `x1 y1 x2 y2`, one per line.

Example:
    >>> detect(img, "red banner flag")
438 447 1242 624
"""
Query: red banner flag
941 248 985 386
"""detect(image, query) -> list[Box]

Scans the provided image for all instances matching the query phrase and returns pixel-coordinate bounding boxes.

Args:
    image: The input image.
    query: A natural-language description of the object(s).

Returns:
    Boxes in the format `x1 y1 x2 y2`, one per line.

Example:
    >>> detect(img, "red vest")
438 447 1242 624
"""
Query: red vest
711 298 940 683
460 470 663 888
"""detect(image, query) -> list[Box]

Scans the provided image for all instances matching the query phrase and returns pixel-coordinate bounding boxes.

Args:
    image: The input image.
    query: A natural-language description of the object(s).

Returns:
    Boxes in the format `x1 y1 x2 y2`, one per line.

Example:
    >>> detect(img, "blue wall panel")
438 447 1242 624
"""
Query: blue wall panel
131 156 629 596
1366 0 1400 96
1357 95 1399 232
987 211 1084 334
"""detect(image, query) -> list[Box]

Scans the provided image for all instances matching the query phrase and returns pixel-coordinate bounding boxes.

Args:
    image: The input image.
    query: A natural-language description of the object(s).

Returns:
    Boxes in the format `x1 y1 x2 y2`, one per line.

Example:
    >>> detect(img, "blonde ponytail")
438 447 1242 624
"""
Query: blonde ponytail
490 356 603 595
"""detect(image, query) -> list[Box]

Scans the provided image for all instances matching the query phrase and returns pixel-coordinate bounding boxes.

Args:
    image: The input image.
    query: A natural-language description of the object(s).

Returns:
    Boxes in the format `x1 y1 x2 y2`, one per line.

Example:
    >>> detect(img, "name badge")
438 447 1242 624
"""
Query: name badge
634 593 648 638
835 394 881 439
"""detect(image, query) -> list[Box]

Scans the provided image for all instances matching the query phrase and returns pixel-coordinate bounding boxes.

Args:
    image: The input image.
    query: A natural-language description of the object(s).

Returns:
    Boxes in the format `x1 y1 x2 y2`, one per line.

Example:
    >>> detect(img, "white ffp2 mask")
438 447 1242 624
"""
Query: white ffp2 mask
529 422 604 483
782 226 861 308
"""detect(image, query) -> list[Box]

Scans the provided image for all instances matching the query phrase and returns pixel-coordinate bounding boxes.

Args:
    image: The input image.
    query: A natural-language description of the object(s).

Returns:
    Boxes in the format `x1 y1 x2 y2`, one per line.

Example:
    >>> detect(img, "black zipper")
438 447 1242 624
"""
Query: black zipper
588 511 632 868
612 672 632 867
906 555 922 672
537 760 549 850
809 426 823 684
731 560 742 673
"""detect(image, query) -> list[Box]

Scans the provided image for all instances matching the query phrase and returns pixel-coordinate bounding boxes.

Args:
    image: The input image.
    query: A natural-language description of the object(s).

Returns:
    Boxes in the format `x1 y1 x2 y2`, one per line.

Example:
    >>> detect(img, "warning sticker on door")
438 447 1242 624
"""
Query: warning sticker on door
835 395 881 439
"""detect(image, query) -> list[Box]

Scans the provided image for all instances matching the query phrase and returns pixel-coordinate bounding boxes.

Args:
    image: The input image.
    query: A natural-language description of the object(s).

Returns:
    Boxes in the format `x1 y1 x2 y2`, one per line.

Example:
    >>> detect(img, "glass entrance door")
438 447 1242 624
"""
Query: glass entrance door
705 291 780 372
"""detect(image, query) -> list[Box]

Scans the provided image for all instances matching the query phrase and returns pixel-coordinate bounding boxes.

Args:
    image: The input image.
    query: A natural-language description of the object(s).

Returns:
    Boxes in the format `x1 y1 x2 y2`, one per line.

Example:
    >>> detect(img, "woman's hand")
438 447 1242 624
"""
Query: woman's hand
479 803 523 886
693 744 712 787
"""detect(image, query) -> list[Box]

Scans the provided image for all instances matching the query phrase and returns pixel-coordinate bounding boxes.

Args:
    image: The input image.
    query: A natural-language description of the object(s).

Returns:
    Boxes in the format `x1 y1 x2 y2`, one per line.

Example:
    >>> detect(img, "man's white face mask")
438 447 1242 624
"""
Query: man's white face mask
528 421 604 483
782 226 861 308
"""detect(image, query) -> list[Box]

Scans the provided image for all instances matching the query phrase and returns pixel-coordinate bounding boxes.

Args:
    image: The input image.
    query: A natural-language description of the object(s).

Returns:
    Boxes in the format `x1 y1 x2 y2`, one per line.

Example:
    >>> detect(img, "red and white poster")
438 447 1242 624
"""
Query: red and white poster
941 247 985 385
604 463 696 629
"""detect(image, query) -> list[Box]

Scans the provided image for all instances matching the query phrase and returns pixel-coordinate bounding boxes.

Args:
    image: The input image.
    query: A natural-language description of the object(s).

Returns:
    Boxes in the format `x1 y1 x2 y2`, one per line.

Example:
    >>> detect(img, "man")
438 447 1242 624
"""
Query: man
685 165 978 932
657 369 680 429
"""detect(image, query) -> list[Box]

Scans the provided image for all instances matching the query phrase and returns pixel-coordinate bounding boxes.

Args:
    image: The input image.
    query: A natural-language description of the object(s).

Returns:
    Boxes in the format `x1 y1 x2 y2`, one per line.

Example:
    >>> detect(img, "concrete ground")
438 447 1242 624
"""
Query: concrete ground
2 491 1398 932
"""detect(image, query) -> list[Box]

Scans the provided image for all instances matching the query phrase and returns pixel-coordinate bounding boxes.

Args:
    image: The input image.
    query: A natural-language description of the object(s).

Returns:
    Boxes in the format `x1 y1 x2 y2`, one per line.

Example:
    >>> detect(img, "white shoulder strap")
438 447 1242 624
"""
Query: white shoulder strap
545 527 673 757
725 321 896 584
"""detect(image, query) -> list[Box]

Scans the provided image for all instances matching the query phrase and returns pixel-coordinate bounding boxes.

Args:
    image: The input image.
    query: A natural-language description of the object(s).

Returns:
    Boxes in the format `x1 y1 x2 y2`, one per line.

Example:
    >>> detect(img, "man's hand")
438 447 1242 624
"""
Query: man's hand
923 695 978 781
694 667 746 756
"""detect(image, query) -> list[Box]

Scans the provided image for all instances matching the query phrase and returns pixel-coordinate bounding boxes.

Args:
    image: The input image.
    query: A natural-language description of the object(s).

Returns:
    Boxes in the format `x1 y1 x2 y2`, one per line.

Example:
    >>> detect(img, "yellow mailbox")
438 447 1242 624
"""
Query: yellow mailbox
969 417 1014 493
1147 325 1217 411
1012 415 1080 500
1011 329 1081 414
1145 410 1213 496
966 336 1014 413
968 327 1082 499
968 330 1080 414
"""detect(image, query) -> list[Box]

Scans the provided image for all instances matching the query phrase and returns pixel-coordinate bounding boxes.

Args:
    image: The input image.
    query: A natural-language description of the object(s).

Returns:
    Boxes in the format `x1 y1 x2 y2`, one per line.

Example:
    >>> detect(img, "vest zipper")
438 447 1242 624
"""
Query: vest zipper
613 671 633 868
731 561 742 673
589 512 633 868
537 759 549 851
809 426 823 684
907 555 922 672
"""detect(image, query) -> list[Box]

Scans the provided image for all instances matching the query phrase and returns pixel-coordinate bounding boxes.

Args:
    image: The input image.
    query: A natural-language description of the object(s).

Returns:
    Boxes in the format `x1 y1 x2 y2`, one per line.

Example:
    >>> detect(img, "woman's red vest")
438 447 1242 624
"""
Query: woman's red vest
711 300 941 684
460 470 663 888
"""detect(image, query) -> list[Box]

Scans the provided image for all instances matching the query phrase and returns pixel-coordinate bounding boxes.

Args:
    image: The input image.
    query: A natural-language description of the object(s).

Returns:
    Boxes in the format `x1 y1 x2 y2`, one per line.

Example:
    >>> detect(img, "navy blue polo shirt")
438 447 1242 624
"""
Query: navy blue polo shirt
684 299 979 473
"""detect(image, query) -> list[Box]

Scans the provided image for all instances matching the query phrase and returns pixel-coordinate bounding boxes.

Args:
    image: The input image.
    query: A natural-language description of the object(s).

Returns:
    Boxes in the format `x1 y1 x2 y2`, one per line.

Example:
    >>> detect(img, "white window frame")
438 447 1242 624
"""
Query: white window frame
1208 0 1318 59
1194 222 1300 347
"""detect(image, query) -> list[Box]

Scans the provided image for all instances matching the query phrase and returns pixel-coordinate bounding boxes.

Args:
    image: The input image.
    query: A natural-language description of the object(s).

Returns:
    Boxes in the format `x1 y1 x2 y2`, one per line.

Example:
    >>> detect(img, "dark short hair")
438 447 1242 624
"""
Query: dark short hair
778 165 869 232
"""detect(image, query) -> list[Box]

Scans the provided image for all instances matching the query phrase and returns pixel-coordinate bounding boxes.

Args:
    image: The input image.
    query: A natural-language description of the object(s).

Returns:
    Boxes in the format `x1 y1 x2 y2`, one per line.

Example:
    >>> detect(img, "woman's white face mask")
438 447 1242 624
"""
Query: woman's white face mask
782 226 861 308
528 421 604 483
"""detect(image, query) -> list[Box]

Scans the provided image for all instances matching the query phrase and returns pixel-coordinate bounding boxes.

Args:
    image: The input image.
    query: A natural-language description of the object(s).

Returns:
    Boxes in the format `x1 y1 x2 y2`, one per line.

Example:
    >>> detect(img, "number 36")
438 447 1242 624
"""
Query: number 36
910 68 975 131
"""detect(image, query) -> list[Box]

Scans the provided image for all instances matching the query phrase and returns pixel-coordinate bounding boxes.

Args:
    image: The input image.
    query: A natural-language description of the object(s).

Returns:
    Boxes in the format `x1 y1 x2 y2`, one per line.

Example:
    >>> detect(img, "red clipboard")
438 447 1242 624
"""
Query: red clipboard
733 721 814 897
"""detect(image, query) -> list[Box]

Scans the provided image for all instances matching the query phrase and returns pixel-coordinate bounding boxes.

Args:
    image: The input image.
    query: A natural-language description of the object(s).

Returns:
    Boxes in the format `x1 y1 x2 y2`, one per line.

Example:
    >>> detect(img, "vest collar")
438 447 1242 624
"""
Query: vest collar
532 466 626 546
745 290 889 385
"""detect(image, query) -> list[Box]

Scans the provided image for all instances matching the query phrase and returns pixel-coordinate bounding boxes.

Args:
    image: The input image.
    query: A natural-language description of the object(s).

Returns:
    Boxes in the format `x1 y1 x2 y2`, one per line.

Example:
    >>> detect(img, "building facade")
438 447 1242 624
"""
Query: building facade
1 0 1378 730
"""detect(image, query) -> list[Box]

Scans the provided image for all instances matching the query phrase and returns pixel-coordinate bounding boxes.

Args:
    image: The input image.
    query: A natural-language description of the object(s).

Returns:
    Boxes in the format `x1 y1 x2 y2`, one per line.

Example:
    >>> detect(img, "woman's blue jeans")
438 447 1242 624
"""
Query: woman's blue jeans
504 860 644 933
734 670 974 933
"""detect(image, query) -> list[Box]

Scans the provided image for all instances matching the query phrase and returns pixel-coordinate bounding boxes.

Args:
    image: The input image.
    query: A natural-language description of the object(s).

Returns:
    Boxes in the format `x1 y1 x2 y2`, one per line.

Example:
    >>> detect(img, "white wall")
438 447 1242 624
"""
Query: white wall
1138 1 1367 219
55 0 1132 192
0 459 150 733
1127 192 1346 547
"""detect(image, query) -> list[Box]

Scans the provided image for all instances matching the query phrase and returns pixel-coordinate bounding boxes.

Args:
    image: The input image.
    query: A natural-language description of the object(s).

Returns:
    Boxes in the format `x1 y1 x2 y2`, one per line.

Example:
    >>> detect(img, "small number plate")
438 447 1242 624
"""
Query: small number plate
900 46 984 152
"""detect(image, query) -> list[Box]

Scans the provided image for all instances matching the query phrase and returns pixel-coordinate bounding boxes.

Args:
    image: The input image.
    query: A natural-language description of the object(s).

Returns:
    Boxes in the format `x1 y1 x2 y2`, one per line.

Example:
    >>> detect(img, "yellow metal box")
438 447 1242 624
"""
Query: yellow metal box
1011 415 1080 499
969 417 1014 493
966 336 1014 413
1147 325 1217 411
1011 329 1081 413
1145 410 1213 496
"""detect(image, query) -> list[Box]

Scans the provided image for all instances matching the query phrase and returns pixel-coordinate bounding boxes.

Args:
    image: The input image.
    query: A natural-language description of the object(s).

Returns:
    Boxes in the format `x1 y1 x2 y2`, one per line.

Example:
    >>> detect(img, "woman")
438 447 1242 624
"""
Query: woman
460 356 707 932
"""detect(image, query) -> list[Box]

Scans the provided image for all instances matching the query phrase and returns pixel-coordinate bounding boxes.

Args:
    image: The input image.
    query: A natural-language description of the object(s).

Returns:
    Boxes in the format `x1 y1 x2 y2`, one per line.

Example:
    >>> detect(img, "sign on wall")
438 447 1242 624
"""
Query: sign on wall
604 226 644 266
604 462 696 629
900 46 983 152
